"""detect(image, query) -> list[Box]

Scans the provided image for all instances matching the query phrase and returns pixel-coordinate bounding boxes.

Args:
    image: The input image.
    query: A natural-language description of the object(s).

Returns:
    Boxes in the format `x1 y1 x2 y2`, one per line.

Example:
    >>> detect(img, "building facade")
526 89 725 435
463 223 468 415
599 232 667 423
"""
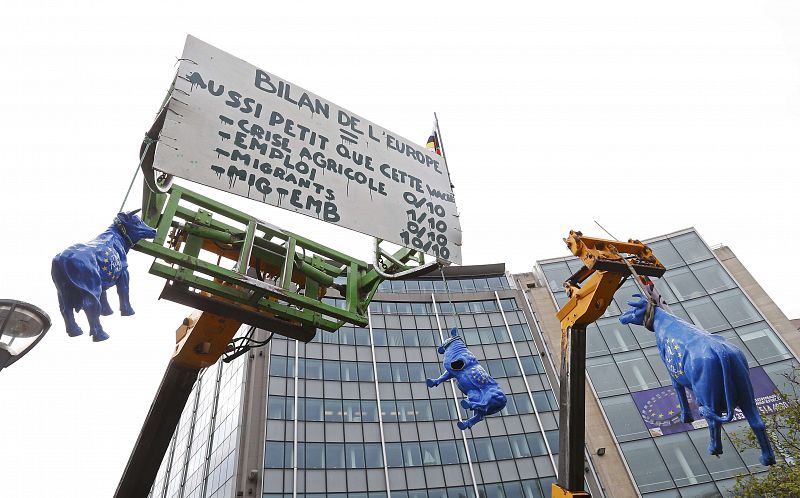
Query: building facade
146 229 798 498
527 228 799 498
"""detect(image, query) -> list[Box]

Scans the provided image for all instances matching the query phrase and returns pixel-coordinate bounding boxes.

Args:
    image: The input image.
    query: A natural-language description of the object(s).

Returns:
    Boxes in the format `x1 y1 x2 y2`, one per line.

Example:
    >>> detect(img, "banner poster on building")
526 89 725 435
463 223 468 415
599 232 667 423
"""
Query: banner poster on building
150 35 462 264
630 366 786 437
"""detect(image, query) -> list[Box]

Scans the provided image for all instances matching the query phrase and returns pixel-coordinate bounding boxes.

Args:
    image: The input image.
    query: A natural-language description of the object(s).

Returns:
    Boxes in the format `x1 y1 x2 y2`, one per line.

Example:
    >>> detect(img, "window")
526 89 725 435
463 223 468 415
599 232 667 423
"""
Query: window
600 395 649 442
364 443 384 468
473 437 495 462
361 400 379 422
620 439 674 493
342 399 361 422
431 399 454 420
408 363 427 383
736 323 791 364
381 400 398 422
649 240 685 269
305 398 323 422
615 351 660 392
664 268 706 301
687 428 746 480
526 433 548 456
305 443 325 469
438 440 461 464
671 232 713 264
358 361 374 382
690 260 735 294
345 443 366 468
597 318 638 353
654 433 710 487
304 359 323 380
265 441 286 468
267 396 287 420
270 355 288 377
712 289 760 328
415 399 433 421
340 361 358 381
376 363 393 383
509 434 532 458
681 297 729 333
587 357 628 397
396 400 416 422
402 442 423 466
385 443 403 467
492 436 513 460
326 443 345 469
420 441 441 465
541 262 572 292
503 358 522 377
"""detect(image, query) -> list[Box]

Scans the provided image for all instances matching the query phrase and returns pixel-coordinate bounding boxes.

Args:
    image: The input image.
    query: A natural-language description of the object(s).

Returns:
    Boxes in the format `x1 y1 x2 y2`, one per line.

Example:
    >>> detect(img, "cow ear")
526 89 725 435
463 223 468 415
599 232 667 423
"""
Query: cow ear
450 327 458 337
127 208 142 216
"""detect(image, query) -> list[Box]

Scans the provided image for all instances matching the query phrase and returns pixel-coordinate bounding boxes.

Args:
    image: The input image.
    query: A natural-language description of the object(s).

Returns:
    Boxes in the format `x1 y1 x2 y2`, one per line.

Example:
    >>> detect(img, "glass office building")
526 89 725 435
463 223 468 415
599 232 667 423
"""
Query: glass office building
533 228 799 498
148 264 592 498
146 228 798 498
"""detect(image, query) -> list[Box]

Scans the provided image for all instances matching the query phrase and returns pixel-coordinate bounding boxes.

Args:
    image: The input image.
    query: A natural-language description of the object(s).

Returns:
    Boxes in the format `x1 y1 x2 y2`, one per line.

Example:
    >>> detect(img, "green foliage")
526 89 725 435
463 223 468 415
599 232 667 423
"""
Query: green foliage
731 367 800 498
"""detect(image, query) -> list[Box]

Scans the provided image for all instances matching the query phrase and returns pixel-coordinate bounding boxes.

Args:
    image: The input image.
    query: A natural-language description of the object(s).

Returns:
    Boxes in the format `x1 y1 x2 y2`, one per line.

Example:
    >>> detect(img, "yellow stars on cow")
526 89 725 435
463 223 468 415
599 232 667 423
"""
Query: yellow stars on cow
102 266 108 272
668 410 675 415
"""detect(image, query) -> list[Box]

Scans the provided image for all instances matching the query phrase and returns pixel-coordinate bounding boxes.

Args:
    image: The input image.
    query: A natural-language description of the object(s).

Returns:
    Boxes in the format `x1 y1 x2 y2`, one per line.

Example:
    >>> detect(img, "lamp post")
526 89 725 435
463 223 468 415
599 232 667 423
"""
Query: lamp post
0 300 51 372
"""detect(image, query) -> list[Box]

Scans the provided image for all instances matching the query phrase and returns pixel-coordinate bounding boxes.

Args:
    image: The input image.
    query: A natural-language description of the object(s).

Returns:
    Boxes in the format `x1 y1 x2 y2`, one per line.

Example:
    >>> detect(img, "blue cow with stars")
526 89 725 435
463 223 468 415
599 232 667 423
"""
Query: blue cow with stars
620 291 775 466
51 210 156 342
426 327 507 430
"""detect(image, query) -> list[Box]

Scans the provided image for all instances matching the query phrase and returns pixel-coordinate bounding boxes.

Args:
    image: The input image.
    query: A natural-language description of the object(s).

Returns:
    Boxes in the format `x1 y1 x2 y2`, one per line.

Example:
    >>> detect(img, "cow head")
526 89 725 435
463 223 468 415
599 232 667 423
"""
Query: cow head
619 294 649 326
114 210 157 247
438 327 478 374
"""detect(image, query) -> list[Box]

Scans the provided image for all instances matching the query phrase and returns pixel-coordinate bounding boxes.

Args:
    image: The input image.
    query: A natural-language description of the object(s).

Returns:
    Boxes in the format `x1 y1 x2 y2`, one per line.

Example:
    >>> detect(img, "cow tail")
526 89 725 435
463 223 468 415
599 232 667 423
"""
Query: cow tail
704 349 737 423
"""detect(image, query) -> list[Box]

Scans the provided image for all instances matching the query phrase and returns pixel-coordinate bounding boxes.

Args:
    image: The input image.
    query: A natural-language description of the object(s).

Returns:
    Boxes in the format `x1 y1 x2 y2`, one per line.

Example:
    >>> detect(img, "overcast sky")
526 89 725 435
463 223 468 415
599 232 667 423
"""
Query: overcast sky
1 2 799 496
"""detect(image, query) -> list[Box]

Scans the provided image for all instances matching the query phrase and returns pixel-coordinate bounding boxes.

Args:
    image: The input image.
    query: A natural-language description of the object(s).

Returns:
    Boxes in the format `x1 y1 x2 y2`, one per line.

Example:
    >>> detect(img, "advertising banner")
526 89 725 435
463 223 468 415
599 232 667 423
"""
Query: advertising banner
630 366 786 436
151 36 462 263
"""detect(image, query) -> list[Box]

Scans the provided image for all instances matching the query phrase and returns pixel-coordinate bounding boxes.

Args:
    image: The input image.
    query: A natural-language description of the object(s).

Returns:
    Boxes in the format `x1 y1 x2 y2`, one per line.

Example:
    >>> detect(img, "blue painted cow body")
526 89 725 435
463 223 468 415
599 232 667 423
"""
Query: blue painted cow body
426 328 507 430
621 294 775 465
51 211 156 342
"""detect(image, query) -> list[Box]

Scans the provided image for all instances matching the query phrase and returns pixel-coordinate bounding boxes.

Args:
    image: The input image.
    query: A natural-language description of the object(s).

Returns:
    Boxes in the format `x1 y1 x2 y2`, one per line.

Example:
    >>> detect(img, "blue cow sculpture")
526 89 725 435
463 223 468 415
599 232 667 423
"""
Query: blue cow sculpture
426 327 507 430
51 210 156 342
620 291 776 466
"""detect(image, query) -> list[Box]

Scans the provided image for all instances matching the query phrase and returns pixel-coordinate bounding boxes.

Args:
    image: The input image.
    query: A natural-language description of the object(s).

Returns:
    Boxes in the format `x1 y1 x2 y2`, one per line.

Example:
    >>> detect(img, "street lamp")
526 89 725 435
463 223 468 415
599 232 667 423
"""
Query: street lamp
0 300 51 372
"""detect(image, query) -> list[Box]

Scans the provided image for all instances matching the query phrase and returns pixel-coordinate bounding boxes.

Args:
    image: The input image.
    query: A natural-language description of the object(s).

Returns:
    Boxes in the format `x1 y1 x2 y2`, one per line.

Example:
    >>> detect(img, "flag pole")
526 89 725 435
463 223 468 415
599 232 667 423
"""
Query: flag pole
433 112 454 187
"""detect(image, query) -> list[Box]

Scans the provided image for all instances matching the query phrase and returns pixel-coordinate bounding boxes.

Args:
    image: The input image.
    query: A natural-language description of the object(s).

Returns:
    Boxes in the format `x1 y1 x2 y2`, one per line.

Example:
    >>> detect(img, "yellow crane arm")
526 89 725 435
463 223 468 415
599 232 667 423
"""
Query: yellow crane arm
552 231 664 498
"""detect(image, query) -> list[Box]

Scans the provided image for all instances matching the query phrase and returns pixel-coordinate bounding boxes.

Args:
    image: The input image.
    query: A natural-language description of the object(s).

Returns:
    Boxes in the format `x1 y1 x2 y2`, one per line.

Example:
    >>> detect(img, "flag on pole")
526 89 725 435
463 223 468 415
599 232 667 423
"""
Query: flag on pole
426 125 443 157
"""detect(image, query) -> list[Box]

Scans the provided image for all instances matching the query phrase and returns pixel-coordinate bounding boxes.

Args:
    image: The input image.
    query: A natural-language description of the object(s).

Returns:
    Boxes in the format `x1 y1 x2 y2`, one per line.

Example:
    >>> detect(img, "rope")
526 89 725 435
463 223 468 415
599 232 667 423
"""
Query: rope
438 265 462 331
118 136 156 213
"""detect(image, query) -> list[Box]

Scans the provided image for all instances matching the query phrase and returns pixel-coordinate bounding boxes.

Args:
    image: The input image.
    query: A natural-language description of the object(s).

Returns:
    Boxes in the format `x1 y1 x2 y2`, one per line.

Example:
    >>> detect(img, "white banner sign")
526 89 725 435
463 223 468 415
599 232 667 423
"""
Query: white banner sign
152 35 462 264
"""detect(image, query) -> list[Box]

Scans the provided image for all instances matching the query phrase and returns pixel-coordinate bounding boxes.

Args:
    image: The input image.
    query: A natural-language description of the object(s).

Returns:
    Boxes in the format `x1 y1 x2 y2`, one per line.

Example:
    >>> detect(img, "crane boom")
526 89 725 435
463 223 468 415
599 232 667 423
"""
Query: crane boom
552 231 665 498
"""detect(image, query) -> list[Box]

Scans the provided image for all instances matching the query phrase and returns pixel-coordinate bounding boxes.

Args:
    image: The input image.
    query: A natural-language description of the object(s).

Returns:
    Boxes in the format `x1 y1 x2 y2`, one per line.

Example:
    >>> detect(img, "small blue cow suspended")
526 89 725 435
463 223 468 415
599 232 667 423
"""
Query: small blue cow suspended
620 290 776 466
51 210 156 342
426 327 507 430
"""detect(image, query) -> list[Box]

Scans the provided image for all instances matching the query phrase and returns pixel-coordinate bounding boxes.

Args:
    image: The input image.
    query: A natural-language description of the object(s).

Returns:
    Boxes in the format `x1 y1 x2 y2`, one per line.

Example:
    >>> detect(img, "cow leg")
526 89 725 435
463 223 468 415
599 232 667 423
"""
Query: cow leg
457 412 484 430
740 399 776 466
117 270 135 316
56 290 83 337
672 381 694 423
99 290 113 316
426 370 453 388
83 295 110 342
706 419 723 455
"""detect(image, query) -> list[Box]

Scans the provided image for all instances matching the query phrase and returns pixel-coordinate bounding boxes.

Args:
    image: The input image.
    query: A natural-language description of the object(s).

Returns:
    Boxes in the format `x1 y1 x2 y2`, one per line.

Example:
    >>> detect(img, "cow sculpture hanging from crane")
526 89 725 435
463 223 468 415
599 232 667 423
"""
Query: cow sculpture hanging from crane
620 288 776 466
427 327 507 430
51 210 157 342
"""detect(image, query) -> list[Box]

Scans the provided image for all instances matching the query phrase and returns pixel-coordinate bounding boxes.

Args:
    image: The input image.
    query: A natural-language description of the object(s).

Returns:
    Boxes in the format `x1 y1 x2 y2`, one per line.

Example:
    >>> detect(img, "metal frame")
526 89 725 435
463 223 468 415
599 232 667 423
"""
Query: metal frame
137 184 427 342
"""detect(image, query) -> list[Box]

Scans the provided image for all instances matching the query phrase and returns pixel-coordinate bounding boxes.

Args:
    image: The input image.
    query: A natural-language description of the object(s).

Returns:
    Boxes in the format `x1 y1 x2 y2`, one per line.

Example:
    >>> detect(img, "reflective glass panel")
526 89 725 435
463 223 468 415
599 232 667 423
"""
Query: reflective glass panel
654 433 711 487
664 268 706 301
690 260 735 294
711 289 760 328
671 232 713 264
620 439 674 493
600 395 650 442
